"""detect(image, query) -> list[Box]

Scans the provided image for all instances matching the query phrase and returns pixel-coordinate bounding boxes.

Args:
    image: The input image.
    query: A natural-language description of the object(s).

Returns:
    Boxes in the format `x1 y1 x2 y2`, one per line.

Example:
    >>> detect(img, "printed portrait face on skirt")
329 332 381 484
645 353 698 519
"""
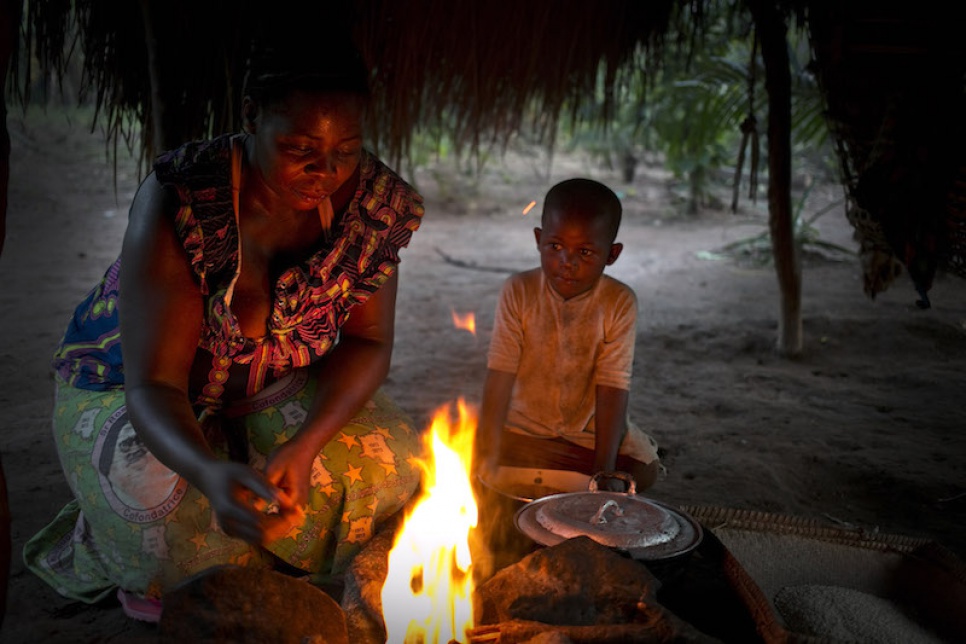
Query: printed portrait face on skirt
91 408 188 522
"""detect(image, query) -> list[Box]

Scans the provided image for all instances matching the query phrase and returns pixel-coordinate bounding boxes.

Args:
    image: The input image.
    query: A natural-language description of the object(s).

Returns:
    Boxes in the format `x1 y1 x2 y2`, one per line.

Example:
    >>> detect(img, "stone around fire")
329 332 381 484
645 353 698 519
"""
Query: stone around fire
158 564 348 644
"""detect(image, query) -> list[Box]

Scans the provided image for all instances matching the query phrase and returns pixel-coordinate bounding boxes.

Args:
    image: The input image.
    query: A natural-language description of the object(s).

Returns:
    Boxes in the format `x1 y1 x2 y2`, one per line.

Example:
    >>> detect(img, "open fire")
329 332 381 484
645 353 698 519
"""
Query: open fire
380 399 479 644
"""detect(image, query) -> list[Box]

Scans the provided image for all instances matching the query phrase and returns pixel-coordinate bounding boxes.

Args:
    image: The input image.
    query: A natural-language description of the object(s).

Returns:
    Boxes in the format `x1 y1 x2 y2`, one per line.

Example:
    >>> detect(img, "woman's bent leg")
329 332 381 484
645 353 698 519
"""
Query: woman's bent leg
237 372 421 584
23 384 270 602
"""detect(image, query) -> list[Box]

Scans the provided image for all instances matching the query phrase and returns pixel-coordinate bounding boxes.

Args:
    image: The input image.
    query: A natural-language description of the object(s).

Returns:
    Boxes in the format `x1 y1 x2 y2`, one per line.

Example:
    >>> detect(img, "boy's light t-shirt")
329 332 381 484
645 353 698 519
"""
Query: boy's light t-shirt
487 267 637 441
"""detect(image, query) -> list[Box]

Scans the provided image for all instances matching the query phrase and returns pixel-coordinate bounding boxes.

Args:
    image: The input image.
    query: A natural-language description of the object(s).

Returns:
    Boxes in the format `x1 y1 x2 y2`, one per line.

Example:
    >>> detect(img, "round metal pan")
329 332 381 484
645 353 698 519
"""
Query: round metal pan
513 472 703 561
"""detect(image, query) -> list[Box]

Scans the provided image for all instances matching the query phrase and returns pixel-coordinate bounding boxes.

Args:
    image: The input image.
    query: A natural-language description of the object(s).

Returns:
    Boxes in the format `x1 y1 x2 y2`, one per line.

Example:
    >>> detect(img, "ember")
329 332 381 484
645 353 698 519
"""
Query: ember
451 310 476 335
381 399 479 643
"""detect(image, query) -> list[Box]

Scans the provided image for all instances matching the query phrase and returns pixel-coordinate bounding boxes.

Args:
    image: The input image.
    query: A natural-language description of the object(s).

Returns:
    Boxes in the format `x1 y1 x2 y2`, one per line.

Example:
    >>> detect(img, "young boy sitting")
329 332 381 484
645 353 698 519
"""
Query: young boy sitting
476 177 661 492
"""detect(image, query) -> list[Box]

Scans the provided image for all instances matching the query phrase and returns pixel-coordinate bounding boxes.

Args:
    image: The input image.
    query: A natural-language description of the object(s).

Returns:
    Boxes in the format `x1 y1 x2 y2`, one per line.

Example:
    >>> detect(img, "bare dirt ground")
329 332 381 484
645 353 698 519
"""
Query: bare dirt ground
1 107 964 642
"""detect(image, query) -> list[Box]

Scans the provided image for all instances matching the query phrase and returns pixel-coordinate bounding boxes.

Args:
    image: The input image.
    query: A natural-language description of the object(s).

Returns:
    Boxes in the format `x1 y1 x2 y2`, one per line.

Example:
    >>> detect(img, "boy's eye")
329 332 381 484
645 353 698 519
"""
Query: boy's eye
580 249 594 257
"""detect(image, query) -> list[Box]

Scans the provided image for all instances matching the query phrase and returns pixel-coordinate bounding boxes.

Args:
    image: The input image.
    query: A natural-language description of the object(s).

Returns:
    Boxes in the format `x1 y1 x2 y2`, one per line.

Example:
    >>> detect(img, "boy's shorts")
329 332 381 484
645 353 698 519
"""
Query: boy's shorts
561 419 660 466
498 421 660 476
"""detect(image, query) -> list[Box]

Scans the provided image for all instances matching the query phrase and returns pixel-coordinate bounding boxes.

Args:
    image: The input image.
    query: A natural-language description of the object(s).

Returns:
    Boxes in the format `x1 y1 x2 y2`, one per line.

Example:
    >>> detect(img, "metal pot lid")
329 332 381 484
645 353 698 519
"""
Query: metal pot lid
514 474 703 560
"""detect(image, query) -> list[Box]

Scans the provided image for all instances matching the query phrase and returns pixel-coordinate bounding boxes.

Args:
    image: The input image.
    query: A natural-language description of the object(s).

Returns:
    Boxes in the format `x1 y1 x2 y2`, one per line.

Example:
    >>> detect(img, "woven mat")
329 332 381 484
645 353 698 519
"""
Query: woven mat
681 506 966 643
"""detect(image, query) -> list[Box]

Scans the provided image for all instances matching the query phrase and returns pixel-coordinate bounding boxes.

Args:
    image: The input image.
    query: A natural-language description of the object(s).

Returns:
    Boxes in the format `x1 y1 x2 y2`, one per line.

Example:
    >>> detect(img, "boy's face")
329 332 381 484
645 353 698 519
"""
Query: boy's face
534 207 623 300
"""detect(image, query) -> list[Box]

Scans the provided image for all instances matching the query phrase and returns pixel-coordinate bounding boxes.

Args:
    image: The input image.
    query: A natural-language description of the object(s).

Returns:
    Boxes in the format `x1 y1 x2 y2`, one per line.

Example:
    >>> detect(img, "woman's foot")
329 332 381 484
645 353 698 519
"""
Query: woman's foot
116 588 162 623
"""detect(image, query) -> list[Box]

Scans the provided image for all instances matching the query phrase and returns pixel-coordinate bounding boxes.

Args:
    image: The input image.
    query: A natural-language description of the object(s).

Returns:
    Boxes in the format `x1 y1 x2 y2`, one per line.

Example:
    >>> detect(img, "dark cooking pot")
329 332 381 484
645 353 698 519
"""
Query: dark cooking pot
473 466 583 573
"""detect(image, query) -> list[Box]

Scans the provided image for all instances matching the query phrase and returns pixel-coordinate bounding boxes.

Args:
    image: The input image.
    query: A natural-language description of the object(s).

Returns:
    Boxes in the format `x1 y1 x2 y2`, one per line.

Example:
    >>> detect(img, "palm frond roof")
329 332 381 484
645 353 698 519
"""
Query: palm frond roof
12 0 966 296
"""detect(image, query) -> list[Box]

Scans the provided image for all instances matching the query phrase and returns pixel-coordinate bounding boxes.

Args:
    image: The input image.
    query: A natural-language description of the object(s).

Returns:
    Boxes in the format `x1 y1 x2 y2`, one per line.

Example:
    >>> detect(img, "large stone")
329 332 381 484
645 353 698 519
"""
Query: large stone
475 536 661 626
473 537 718 642
341 528 394 643
343 528 718 643
158 565 347 644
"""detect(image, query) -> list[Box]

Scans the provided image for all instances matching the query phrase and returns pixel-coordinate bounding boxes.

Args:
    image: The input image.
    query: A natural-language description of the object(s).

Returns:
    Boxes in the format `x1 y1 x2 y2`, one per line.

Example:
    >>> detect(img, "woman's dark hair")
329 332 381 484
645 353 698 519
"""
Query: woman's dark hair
243 35 370 107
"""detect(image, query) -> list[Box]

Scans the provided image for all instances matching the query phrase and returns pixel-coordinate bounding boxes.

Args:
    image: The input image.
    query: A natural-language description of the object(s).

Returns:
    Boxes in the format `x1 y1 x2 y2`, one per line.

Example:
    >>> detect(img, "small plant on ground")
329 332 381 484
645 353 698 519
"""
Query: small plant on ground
698 183 855 265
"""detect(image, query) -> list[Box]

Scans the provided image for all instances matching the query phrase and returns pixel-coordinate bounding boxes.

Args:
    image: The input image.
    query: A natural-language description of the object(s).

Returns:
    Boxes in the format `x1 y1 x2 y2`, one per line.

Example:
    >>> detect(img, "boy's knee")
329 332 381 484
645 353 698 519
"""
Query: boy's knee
630 459 660 492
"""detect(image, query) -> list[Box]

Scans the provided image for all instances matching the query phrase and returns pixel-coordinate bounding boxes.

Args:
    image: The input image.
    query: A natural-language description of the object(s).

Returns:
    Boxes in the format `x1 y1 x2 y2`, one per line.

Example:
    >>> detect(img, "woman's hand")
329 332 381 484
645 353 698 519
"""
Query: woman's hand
196 459 283 545
263 436 316 513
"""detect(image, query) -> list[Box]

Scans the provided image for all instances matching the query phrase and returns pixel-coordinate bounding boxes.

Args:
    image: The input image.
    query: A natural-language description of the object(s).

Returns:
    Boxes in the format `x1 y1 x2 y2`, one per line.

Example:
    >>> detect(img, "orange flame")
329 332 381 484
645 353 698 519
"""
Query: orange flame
451 309 476 336
381 400 479 644
522 200 536 215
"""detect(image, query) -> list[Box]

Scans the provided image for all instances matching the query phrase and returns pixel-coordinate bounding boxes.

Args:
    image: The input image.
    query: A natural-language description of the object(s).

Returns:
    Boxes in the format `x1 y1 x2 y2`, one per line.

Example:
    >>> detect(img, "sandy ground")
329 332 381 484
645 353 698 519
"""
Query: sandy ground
1 107 964 642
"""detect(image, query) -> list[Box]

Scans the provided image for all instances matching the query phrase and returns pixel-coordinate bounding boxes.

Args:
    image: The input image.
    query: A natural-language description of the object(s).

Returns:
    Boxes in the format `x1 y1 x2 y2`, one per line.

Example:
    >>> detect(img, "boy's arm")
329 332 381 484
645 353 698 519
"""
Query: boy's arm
475 368 516 478
594 283 637 487
593 384 630 474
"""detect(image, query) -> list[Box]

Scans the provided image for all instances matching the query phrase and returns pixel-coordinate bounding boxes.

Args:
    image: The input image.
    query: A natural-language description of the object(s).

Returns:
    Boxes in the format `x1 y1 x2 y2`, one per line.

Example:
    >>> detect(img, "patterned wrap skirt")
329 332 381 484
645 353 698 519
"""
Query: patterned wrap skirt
23 369 422 602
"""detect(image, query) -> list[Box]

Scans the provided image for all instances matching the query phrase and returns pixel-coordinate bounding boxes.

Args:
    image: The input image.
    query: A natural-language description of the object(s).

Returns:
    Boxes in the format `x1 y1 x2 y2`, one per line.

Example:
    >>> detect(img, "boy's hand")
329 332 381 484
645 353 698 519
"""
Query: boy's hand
593 470 632 493
597 474 628 492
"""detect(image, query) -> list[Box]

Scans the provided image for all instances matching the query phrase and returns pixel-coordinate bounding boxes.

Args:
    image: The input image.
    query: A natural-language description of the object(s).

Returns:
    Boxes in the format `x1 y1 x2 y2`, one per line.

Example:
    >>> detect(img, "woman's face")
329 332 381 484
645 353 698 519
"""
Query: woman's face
246 89 364 213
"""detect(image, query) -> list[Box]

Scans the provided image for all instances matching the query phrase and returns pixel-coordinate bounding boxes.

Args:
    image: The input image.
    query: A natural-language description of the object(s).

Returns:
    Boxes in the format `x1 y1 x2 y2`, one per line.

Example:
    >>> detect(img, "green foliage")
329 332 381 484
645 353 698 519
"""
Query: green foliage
558 53 656 183
558 9 834 217
700 183 854 265
651 56 751 211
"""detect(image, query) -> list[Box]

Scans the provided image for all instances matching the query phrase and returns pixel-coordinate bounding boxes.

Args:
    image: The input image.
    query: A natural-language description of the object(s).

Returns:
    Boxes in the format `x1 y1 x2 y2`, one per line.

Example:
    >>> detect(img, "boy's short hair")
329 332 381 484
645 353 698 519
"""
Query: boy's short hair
543 178 622 242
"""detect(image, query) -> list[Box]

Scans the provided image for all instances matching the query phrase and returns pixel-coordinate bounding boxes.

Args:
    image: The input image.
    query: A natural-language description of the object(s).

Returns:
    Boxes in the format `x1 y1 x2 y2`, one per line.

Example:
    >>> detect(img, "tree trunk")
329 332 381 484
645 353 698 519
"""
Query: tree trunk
0 0 20 259
0 454 9 630
750 0 801 357
139 0 196 159
0 2 23 622
139 0 167 159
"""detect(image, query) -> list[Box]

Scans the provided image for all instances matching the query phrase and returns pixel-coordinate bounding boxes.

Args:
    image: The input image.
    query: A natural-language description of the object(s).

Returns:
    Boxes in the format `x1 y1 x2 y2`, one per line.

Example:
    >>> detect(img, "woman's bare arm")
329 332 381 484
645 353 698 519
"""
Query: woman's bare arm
119 174 208 472
263 270 401 506
119 173 278 543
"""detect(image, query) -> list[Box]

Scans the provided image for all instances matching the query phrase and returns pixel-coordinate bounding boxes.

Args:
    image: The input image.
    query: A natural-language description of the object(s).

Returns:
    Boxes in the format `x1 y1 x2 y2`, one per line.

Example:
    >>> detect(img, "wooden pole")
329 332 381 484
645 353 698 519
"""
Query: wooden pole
0 0 19 259
749 0 802 357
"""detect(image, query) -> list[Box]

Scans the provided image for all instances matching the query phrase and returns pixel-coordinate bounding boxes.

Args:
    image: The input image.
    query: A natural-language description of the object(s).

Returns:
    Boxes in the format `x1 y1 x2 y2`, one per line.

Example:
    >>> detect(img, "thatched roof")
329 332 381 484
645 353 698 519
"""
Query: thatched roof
13 1 693 160
803 2 966 300
10 0 966 301
351 0 683 160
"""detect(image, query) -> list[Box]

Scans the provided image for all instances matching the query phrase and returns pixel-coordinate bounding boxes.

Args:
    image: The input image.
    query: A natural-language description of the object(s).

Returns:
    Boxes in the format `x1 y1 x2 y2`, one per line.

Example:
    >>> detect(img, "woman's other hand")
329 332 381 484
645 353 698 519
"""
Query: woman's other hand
263 437 316 513
197 460 281 545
